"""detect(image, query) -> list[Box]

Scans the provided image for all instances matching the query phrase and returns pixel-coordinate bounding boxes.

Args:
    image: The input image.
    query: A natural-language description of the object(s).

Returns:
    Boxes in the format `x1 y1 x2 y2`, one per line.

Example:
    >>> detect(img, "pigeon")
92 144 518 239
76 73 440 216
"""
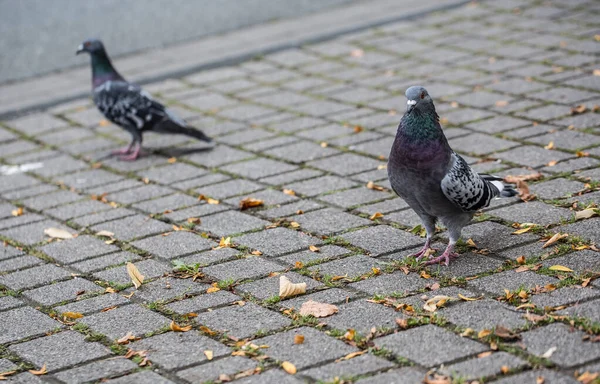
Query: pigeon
77 39 212 161
387 86 517 265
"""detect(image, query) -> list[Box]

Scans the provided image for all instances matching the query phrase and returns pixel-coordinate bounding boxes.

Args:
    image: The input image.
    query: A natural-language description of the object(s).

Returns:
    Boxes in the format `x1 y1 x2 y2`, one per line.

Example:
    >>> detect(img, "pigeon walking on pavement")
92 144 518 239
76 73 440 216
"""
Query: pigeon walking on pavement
388 86 517 266
77 39 212 161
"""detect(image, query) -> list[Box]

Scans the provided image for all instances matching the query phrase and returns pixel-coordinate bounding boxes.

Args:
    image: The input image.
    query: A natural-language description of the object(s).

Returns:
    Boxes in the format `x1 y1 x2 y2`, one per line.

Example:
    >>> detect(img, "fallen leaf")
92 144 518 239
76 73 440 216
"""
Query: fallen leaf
11 207 24 217
501 365 510 374
494 325 520 340
294 261 304 269
99 119 111 126
353 125 363 133
294 334 304 344
571 105 587 115
466 238 477 248
513 227 532 235
575 208 599 220
337 350 368 361
187 217 201 224
167 157 177 163
290 221 300 228
576 151 590 158
204 350 213 360
495 100 509 107
578 371 600 384
198 194 220 204
524 312 548 323
369 212 384 220
214 237 233 249
548 265 574 272
96 230 114 237
516 179 536 202
423 374 452 384
44 227 74 239
62 312 83 319
478 329 492 339
279 275 307 298
199 325 217 336
377 164 387 170
320 142 328 148
281 361 297 374
542 233 568 248
372 267 381 275
299 300 338 317
105 287 116 293
515 265 530 273
478 351 493 358
537 376 545 384
504 173 543 183
344 329 356 340
395 318 408 329
461 328 474 337
541 346 557 358
420 270 431 279
458 294 482 301
207 286 220 293
366 181 385 191
126 262 144 289
239 197 264 210
309 245 320 252
547 160 558 167
423 295 453 312
29 364 47 375
516 255 526 265
251 250 263 256
283 189 296 196
170 320 192 332
117 332 139 345
350 49 364 58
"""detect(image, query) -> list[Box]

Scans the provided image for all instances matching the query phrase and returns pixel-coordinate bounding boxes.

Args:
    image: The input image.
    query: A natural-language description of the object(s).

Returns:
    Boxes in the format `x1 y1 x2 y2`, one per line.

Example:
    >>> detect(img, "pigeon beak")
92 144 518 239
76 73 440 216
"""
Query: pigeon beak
406 99 417 112
76 44 85 55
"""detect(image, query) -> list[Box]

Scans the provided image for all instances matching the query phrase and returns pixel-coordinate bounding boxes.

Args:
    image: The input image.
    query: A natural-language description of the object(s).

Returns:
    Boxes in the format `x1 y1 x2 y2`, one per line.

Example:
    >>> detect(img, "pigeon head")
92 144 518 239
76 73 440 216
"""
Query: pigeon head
76 39 105 55
405 86 434 113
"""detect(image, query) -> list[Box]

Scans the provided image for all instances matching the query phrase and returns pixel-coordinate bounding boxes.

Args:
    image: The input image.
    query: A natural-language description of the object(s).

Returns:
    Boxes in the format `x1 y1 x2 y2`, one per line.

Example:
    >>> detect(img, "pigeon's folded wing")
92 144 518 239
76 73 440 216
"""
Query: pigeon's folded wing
440 152 500 212
94 80 166 130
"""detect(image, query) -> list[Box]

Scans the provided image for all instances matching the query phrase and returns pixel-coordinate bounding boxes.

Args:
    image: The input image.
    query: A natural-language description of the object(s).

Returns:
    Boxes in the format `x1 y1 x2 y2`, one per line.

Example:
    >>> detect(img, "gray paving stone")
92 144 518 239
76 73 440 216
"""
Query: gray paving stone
72 207 137 227
234 368 305 384
0 306 61 344
1 183 58 200
176 247 239 267
84 179 144 195
70 251 141 273
21 189 83 211
540 250 600 274
0 296 24 311
469 271 559 296
292 208 371 235
450 133 519 155
286 175 359 197
260 169 323 186
7 113 67 134
0 244 24 261
45 199 112 221
81 304 169 339
132 193 199 213
256 326 357 368
0 359 17 372
234 227 321 257
489 201 572 226
342 226 423 256
557 298 600 323
0 219 77 245
221 157 298 179
139 162 207 184
131 331 230 370
0 213 46 231
104 371 175 384
90 214 172 241
237 271 321 300
222 188 298 208
264 140 340 163
531 286 600 309
304 353 394 381
307 153 384 176
310 255 382 279
259 200 323 219
355 367 428 384
0 174 40 194
39 235 118 264
132 277 209 303
280 287 358 309
440 351 528 380
107 184 174 205
319 187 391 209
349 270 431 296
23 278 103 306
493 145 573 168
196 302 291 338
177 356 257 383
528 129 600 151
131 231 215 259
53 358 138 384
204 257 285 281
462 221 538 252
1 373 46 383
375 325 487 367
443 299 528 330
9 331 110 372
165 290 241 314
530 178 585 200
277 244 351 266
163 203 230 222
491 369 578 384
198 210 270 237
30 155 89 178
55 293 130 316
196 179 264 200
324 299 399 333
93 259 170 285
558 217 600 245
0 255 42 273
0 263 71 291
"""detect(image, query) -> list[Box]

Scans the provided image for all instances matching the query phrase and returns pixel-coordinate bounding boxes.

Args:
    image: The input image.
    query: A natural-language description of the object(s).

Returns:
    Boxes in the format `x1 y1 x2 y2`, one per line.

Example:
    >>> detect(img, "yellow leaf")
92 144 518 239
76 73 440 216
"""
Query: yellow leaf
542 233 568 248
372 267 381 275
294 261 303 269
516 255 526 265
187 217 201 224
458 294 481 301
207 286 220 293
369 212 384 220
279 275 306 298
105 287 116 293
204 350 213 360
126 262 144 289
281 361 297 375
478 329 492 339
575 208 598 220
96 230 114 237
44 227 74 239
337 350 368 361
99 119 111 126
167 157 177 163
11 207 24 217
309 245 320 252
420 271 431 279
294 334 304 344
512 227 532 235
461 328 474 337
548 265 574 272
366 181 385 191
547 160 558 167
213 237 233 250
62 312 84 319
199 326 217 336
320 142 328 148
29 364 47 376
544 141 554 150
577 371 599 384
298 300 338 317
466 238 477 248
290 221 300 228
239 197 264 210
344 329 356 340
116 332 139 345
478 351 493 358
423 295 453 312
251 250 263 256
170 320 192 332
283 189 296 196
198 194 220 204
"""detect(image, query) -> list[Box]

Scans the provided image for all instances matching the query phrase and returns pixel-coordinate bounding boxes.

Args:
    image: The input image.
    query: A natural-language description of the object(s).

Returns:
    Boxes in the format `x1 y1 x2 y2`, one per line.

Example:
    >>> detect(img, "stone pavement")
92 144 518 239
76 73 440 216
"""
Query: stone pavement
1 0 600 383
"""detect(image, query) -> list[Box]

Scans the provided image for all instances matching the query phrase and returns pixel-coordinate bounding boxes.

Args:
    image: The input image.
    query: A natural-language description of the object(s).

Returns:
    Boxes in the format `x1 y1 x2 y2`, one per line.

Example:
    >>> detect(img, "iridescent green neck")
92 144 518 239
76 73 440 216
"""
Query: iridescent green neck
400 108 442 141
91 51 122 86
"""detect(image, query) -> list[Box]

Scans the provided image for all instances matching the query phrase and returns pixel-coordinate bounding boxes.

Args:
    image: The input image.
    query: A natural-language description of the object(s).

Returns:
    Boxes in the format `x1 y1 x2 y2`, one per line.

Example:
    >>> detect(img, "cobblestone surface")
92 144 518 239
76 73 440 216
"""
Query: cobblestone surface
1 1 600 382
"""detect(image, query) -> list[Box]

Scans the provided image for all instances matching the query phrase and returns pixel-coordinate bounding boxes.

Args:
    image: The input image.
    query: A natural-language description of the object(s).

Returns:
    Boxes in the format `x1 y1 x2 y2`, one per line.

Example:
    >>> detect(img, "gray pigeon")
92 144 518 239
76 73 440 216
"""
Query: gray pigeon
77 39 212 161
388 86 517 265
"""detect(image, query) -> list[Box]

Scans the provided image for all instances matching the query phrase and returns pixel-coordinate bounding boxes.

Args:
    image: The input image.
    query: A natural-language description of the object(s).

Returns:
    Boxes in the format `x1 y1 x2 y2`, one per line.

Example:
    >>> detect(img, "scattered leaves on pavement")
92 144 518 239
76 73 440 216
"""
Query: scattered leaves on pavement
548 265 574 272
126 262 144 289
44 227 74 239
423 295 454 312
542 233 568 248
299 300 338 317
170 320 192 332
279 275 306 298
239 197 264 210
117 332 140 345
28 364 47 376
575 208 599 220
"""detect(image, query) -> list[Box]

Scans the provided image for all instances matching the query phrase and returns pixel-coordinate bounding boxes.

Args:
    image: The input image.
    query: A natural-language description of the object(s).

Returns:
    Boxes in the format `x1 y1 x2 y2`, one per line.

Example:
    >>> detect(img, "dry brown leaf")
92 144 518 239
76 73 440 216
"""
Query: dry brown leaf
542 233 568 248
575 208 599 220
495 100 509 107
504 173 543 183
576 151 590 158
187 217 201 224
458 293 482 301
395 318 408 329
366 181 385 191
516 255 526 265
494 325 520 340
126 262 144 289
62 312 83 319
309 245 320 253
117 332 139 345
344 329 356 340
478 329 492 339
294 334 304 344
99 119 111 126
420 270 431 279
337 350 368 361
299 300 338 317
544 141 555 150
423 374 452 384
516 179 535 202
44 227 74 239
281 361 297 374
198 194 220 204
207 286 220 293
170 320 192 332
548 265 573 272
283 189 296 196
199 325 217 336
577 371 599 384
239 197 264 210
204 350 213 360
515 265 530 273
167 157 177 163
251 250 263 256
461 328 474 337
96 230 114 237
353 125 363 133
537 376 545 384
423 295 453 312
524 312 547 323
478 351 493 358
513 227 533 235
571 105 587 115
369 212 384 220
29 364 47 376
320 141 328 147
279 275 306 298
547 160 558 167
11 207 24 217
466 238 477 248
350 49 364 58
290 221 300 228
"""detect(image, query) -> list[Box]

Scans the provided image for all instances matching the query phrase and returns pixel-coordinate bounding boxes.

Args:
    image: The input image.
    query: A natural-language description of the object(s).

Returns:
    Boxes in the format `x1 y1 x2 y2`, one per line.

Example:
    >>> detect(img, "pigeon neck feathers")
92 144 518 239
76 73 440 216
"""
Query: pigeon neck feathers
90 50 124 87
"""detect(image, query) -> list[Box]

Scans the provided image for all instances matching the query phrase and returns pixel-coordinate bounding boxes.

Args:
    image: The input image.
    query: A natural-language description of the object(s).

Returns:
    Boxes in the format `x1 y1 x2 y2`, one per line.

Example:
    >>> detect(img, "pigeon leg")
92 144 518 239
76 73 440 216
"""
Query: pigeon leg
111 139 135 155
412 215 437 259
119 142 141 161
412 238 434 259
424 242 459 266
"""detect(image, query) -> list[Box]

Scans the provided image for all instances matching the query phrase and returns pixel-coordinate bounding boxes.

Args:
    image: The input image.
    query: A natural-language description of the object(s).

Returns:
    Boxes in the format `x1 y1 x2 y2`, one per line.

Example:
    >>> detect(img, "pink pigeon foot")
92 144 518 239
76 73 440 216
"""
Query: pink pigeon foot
111 145 133 155
412 239 436 259
118 145 141 161
423 250 459 266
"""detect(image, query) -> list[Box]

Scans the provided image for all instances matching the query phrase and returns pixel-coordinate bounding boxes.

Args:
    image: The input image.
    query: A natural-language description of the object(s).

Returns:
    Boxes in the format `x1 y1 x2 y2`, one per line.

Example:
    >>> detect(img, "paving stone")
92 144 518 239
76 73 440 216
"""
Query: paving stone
349 271 430 296
264 140 339 163
0 359 17 372
103 371 175 384
292 208 371 235
319 187 391 209
234 227 321 257
55 293 130 315
39 235 118 264
177 356 257 383
221 157 298 179
324 299 399 333
21 189 83 211
0 213 46 231
139 162 207 184
163 203 230 222
530 178 585 200
196 302 291 338
489 201 572 226
0 219 77 245
223 188 298 207
196 179 264 199
176 247 239 267
557 298 600 323
491 369 578 384
0 296 24 311
260 169 323 186
541 250 600 274
531 286 600 309
462 221 538 252
280 287 358 309
198 210 270 237
93 259 170 285
53 358 138 384
558 217 600 245
30 155 89 178
81 304 169 339
469 271 559 296
132 277 209 303
493 145 573 168
355 367 428 384
7 113 67 135
286 175 359 197
165 290 241 314
440 351 528 380
528 129 600 151
234 368 305 384
443 299 528 330
0 264 71 291
259 200 323 219
434 250 505 277
307 153 384 176
0 244 23 261
277 244 351 266
132 193 199 213
131 231 215 260
204 257 285 281
0 306 61 344
236 272 321 300
90 214 172 241
131 331 230 370
385 209 423 228
107 184 174 205
0 255 42 273
0 174 40 194
23 278 103 306
70 251 141 273
9 331 110 372
45 199 112 220
375 325 487 367
342 225 423 256
522 323 600 367
1 183 58 200
309 255 382 279
304 353 394 381
256 326 357 368
450 133 519 155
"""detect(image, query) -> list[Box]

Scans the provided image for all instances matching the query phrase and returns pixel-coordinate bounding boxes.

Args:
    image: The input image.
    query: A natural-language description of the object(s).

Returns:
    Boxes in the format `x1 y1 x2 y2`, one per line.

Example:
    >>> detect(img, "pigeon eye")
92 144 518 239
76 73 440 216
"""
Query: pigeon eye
420 92 425 99
84 42 91 47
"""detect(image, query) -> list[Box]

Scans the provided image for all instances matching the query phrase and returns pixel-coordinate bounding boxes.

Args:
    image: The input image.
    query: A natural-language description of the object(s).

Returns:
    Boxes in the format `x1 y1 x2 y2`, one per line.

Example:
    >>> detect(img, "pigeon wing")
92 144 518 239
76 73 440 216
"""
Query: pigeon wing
440 152 500 212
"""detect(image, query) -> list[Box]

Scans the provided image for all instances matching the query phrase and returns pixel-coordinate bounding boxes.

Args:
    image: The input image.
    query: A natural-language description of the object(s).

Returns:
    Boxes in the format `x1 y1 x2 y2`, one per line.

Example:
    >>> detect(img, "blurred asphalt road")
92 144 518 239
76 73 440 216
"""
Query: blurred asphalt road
0 0 359 84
